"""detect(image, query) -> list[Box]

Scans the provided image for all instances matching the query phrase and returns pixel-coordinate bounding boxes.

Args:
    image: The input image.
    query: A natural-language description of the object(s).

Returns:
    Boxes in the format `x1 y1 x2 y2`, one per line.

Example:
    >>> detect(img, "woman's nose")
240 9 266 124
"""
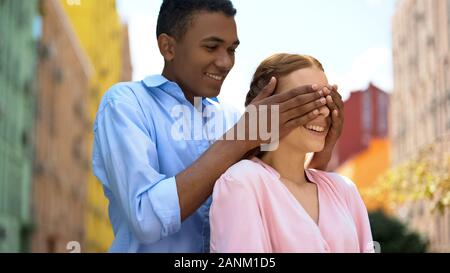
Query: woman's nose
319 105 330 117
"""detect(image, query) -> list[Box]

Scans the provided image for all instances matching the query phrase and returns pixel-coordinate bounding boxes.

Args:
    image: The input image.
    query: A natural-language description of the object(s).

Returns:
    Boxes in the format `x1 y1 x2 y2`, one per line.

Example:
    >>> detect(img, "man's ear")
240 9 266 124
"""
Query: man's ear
158 34 176 61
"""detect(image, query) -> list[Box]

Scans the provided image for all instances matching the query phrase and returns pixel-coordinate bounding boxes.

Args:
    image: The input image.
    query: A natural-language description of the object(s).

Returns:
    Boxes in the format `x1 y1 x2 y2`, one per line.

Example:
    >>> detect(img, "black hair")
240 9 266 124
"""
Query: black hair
157 0 236 40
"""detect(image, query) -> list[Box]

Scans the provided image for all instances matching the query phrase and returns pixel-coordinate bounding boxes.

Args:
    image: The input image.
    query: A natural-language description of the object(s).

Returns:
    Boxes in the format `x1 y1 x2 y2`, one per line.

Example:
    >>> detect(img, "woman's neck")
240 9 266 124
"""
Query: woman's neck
261 144 308 185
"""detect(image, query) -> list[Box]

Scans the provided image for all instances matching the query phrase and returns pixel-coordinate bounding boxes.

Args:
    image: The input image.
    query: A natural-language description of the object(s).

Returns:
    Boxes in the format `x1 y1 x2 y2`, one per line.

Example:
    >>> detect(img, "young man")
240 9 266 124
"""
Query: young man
93 0 344 252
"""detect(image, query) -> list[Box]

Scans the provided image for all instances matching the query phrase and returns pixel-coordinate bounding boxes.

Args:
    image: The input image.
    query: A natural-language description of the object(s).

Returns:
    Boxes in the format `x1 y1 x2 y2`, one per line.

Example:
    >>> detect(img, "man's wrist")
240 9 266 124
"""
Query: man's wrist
321 143 335 155
218 138 254 157
309 144 334 170
320 139 336 155
220 126 259 155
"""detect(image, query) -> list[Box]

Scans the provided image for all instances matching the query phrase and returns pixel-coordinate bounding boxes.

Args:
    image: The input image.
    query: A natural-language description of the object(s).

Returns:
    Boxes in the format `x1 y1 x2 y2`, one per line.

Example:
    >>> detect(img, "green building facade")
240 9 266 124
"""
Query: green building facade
0 0 38 252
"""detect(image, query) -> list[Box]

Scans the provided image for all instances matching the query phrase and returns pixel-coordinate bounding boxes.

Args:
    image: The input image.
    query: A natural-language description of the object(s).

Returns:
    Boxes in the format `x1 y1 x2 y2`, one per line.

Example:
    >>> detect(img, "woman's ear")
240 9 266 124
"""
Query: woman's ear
157 34 176 61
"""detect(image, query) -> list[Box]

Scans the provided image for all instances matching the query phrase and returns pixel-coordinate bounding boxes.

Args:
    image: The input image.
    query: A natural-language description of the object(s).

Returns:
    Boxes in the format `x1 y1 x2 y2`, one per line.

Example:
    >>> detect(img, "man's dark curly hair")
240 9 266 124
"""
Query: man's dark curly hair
157 0 237 40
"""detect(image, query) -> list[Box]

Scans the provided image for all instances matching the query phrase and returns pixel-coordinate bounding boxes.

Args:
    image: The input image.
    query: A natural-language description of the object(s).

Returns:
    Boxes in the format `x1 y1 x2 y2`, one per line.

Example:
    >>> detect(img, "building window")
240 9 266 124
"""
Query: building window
72 135 83 161
73 100 83 119
0 104 4 121
32 16 42 40
51 67 63 85
46 236 56 253
49 87 56 137
0 225 6 243
362 90 372 144
448 0 450 47
378 93 388 136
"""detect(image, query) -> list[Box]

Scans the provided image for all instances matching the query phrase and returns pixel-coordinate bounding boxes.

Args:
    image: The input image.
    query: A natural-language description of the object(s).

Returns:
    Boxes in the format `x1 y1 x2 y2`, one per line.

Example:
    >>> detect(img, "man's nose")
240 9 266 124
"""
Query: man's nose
215 51 234 71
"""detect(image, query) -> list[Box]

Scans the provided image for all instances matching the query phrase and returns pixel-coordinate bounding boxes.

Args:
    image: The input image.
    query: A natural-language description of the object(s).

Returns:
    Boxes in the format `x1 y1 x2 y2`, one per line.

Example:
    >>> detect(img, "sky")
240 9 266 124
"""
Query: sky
117 0 397 112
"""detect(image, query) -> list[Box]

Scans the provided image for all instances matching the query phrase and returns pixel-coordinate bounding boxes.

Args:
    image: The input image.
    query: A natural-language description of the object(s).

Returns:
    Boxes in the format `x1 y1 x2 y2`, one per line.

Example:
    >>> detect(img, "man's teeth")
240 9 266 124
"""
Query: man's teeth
205 73 224 81
305 125 325 132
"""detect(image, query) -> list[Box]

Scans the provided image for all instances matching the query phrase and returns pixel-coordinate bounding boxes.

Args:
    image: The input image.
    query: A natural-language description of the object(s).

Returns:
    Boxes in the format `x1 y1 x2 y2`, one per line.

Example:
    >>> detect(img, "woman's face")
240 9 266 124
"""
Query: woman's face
276 67 331 153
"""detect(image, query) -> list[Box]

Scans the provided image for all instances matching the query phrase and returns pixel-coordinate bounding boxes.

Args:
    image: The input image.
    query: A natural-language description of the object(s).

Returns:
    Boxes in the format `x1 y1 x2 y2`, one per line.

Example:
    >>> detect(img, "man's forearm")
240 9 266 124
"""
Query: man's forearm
175 139 250 221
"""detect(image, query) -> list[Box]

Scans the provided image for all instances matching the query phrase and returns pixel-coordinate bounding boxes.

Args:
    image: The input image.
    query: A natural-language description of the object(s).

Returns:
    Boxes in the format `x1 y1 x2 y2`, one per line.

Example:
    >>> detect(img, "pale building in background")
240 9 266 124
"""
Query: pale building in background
391 0 450 252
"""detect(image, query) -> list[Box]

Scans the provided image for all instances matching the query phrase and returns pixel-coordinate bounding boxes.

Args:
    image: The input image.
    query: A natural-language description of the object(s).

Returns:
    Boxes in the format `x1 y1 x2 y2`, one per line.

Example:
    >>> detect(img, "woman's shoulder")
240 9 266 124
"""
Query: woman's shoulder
325 171 357 188
214 158 278 194
307 169 359 196
212 159 273 201
220 159 268 183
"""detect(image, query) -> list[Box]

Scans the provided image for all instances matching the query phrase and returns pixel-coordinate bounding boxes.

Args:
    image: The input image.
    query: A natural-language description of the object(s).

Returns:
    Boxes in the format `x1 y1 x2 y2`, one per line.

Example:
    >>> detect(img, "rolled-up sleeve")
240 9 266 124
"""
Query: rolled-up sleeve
93 88 181 245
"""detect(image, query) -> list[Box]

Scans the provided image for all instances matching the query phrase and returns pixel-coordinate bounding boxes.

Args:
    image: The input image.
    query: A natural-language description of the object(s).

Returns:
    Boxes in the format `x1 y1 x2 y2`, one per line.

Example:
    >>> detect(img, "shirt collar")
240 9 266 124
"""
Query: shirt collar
142 74 220 105
142 74 169 87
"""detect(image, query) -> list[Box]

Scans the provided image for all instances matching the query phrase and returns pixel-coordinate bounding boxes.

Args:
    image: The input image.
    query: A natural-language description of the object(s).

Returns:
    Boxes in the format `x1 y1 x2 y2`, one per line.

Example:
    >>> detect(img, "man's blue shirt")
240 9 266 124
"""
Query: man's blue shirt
92 75 240 252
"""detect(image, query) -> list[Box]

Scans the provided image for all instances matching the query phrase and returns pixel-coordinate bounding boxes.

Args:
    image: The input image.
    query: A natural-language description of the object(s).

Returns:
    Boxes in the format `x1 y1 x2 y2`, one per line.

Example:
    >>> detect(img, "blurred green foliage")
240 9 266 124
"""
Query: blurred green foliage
369 210 428 253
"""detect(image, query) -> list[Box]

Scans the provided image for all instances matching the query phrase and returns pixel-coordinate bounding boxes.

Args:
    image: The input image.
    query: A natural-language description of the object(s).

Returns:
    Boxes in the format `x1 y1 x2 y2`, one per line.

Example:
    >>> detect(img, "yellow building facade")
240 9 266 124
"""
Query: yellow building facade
61 0 127 252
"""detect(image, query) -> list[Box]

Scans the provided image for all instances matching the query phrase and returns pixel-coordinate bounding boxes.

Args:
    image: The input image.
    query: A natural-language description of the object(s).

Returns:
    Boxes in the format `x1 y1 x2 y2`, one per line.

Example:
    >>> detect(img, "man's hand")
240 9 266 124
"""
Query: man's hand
175 79 335 221
325 84 344 150
228 77 330 152
308 85 344 170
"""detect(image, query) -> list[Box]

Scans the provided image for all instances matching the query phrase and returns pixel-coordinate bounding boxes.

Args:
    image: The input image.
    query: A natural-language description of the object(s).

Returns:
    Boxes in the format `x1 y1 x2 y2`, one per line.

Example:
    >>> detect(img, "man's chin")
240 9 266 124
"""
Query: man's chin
198 87 222 98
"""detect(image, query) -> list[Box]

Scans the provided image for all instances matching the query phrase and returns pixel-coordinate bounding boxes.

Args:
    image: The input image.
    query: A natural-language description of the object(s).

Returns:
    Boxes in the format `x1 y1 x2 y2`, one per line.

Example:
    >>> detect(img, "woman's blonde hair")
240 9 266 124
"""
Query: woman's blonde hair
245 53 324 106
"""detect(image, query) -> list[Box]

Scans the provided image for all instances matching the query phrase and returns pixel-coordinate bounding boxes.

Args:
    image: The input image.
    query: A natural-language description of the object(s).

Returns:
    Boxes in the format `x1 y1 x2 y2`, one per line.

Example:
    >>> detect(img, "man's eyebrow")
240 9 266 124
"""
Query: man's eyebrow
202 36 240 46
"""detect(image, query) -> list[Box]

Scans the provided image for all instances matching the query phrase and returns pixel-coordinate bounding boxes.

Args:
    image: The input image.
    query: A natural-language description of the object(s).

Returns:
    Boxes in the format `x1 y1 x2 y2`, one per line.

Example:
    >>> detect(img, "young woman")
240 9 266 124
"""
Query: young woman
209 53 374 253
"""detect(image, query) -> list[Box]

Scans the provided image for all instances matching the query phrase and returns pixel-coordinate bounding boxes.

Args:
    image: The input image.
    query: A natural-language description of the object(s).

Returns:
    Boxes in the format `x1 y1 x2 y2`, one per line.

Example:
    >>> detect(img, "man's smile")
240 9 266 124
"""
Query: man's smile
204 72 225 81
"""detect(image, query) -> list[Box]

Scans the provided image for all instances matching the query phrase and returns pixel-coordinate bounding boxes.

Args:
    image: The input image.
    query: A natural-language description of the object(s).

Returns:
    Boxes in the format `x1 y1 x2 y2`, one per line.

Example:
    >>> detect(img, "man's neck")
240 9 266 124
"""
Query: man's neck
162 68 195 104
